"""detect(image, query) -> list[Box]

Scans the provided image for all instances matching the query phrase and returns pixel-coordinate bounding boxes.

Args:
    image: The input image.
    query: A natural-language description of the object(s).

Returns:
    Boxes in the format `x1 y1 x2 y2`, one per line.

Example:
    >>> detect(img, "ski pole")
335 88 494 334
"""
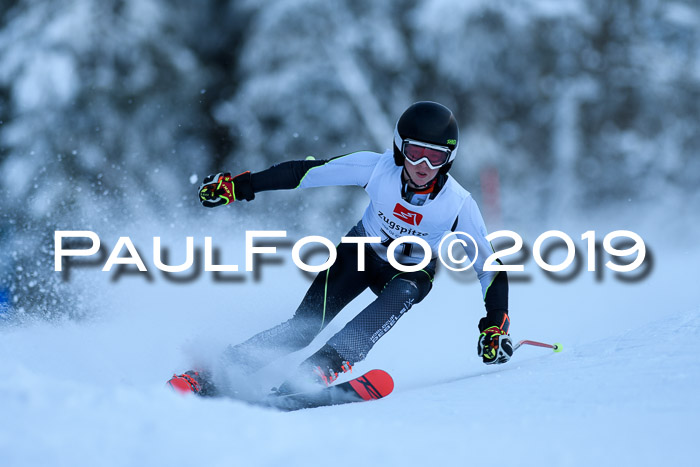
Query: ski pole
514 339 562 352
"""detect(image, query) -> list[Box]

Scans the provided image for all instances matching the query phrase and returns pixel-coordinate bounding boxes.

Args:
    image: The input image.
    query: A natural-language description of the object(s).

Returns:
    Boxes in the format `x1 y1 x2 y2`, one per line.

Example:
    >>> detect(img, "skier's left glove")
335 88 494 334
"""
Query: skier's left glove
198 171 255 208
477 326 513 365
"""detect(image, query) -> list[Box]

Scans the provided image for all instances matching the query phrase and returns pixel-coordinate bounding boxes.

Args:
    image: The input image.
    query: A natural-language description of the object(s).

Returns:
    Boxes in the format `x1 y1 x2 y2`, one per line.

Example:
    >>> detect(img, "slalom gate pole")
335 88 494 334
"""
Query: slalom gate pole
513 340 562 353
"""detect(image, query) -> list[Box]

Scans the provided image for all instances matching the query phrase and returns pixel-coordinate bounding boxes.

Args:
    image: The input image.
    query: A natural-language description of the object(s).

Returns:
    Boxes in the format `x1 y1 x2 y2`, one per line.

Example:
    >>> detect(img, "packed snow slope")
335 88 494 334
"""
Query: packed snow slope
1 226 699 467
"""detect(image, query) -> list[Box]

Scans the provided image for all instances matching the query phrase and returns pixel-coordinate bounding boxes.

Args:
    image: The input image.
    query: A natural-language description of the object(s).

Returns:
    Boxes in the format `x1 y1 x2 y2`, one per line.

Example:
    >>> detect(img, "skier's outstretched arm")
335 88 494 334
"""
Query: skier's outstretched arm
198 151 382 207
454 197 513 365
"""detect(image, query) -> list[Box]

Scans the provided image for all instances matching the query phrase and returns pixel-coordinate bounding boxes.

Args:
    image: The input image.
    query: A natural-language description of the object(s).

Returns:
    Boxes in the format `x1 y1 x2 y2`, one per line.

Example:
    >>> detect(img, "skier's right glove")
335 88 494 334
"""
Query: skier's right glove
477 326 514 365
198 171 255 208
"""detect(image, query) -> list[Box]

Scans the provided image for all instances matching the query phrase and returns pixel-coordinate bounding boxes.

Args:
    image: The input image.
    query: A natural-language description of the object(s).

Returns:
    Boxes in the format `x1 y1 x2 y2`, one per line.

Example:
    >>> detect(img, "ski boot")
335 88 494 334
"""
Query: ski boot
274 345 353 396
167 370 217 396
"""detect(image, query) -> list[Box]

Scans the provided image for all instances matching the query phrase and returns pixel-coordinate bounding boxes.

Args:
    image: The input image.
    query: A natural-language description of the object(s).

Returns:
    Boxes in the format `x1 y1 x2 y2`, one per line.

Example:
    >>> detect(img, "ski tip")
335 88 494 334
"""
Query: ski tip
553 343 563 352
348 369 394 401
366 369 394 395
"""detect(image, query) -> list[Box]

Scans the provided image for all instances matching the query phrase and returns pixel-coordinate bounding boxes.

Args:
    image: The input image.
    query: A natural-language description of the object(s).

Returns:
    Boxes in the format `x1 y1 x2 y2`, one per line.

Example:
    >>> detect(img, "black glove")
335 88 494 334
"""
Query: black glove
477 326 513 365
198 171 255 208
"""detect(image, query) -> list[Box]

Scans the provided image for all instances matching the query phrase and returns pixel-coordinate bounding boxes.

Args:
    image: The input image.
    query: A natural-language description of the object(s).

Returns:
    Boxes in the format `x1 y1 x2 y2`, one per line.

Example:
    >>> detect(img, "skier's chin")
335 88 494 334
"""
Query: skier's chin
413 173 432 185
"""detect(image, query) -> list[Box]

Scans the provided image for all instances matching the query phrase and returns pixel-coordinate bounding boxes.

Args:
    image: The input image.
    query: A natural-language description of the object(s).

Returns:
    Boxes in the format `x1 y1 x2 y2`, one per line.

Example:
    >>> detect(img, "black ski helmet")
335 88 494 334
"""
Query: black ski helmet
393 101 459 173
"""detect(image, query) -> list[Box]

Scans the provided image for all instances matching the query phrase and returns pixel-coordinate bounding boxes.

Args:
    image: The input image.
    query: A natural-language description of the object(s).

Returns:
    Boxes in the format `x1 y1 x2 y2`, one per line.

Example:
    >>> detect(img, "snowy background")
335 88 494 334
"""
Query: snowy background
1 1 699 466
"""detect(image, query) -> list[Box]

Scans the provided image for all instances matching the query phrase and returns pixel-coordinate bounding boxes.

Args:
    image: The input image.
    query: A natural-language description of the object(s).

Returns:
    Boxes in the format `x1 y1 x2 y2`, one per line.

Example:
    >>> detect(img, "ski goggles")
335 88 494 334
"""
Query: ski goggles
401 139 452 170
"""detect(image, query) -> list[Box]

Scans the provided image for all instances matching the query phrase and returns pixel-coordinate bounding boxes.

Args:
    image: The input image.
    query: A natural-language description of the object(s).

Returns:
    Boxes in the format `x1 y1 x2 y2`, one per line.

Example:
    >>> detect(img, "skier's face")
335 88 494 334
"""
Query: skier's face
404 159 439 187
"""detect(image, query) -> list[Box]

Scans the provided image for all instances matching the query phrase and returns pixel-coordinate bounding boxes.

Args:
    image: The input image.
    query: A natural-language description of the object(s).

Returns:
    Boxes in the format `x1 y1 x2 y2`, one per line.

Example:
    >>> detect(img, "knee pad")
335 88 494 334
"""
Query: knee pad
391 278 429 304
381 278 423 312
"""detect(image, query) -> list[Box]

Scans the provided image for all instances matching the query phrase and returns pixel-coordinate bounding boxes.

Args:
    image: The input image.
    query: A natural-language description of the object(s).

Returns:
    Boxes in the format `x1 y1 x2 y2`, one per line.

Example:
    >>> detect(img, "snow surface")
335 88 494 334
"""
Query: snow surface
1 226 698 467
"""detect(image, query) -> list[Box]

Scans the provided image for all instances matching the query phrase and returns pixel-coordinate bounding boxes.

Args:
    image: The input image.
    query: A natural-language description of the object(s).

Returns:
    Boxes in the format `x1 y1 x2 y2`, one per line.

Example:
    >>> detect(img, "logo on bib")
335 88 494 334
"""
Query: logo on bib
392 203 423 226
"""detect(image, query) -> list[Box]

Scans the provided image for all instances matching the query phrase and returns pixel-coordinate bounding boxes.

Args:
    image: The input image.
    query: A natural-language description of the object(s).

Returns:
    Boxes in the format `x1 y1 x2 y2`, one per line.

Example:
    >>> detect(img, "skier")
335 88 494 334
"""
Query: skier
168 101 513 397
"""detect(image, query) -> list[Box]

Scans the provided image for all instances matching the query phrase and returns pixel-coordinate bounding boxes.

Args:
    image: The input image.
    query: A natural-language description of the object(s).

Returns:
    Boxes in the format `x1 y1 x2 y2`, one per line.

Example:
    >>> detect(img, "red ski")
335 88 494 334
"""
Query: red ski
268 369 394 411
